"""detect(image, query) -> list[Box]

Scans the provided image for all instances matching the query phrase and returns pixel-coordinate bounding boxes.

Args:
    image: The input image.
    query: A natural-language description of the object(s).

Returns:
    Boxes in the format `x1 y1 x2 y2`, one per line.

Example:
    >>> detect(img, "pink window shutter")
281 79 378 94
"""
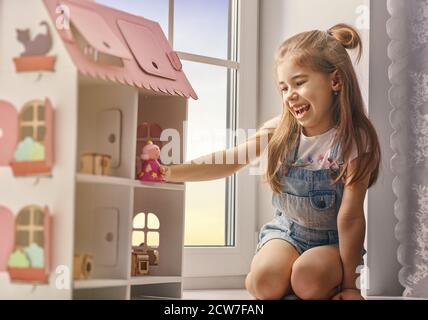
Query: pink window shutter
44 98 55 169
0 207 15 272
0 101 18 166
44 206 52 275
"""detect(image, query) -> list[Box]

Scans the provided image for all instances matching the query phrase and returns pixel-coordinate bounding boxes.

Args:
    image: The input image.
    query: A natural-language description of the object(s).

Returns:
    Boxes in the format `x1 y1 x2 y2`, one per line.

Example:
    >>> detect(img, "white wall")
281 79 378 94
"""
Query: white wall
257 0 402 296
0 0 78 299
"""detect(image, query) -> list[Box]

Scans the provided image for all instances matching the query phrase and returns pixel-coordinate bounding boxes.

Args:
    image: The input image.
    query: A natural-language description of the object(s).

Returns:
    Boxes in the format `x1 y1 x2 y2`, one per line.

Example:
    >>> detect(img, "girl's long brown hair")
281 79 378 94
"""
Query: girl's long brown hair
266 23 381 193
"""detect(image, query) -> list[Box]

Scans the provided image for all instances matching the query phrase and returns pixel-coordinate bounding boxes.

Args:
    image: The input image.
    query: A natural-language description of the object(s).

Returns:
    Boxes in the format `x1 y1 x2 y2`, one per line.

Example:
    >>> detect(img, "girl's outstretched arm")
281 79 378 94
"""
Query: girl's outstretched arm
162 128 274 182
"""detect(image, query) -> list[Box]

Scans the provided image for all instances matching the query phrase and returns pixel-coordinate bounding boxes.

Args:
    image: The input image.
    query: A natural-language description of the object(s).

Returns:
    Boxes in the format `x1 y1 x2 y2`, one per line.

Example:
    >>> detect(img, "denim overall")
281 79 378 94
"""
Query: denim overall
257 137 365 259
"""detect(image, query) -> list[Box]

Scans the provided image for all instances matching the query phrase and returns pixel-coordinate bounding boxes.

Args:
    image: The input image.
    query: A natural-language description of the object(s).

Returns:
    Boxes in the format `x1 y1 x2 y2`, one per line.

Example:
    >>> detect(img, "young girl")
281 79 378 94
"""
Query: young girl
161 23 381 300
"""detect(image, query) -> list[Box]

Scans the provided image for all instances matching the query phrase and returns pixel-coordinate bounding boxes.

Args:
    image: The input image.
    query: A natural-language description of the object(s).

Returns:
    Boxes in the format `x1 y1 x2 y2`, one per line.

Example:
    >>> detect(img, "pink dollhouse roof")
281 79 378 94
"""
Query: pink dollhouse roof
43 0 197 99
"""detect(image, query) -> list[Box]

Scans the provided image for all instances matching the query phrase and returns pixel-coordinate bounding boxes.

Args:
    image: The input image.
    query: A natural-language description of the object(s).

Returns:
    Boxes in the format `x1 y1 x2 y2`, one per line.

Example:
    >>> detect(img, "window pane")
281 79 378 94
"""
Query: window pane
183 62 228 159
16 210 30 225
147 231 159 247
34 231 44 246
21 126 33 140
182 61 229 246
38 105 45 121
21 107 33 122
174 0 231 60
16 231 29 247
133 213 146 229
147 213 160 229
132 231 145 247
185 181 226 246
96 0 169 35
36 126 46 142
34 209 44 226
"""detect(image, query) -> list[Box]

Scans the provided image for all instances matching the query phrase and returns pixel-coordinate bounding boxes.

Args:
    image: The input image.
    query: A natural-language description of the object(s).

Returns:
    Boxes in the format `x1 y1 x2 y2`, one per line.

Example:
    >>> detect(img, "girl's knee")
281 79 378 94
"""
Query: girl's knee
248 268 290 300
245 273 255 297
291 263 333 300
245 273 251 290
291 280 324 300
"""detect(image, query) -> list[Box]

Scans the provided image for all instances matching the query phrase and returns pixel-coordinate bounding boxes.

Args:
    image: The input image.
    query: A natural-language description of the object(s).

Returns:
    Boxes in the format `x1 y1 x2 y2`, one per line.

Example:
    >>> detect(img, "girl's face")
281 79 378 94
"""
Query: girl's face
277 57 338 136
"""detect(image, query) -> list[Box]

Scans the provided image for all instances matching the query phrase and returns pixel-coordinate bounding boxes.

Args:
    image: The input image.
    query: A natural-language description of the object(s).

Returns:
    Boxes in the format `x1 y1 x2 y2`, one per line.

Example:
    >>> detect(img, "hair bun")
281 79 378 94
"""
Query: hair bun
328 23 362 61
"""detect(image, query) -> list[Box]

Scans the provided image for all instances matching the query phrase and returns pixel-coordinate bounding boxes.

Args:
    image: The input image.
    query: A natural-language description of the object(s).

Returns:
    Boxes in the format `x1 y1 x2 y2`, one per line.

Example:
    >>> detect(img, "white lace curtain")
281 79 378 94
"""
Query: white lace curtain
387 0 428 297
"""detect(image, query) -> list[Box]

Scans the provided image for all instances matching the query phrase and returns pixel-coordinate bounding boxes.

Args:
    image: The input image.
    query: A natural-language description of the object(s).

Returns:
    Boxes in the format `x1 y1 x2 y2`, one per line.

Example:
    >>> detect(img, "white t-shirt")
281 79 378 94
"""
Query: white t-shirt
259 115 364 171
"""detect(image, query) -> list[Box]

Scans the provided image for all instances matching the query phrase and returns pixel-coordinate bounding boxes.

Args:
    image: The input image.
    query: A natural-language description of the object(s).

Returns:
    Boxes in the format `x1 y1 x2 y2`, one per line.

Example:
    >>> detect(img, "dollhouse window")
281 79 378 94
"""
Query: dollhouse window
19 100 46 142
132 212 160 248
10 98 54 176
15 206 44 248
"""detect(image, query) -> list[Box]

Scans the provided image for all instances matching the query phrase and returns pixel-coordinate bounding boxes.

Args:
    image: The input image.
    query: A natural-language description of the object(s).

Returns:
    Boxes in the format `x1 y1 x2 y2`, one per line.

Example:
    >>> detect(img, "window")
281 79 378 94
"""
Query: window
182 61 230 246
15 206 45 249
174 0 239 248
11 99 54 176
132 212 160 248
19 100 46 142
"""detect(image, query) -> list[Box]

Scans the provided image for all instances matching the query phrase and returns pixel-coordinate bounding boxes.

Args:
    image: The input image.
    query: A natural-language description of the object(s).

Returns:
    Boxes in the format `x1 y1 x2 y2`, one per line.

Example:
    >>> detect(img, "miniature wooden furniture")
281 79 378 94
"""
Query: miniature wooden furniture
73 254 94 280
131 245 159 277
131 252 149 276
80 153 112 176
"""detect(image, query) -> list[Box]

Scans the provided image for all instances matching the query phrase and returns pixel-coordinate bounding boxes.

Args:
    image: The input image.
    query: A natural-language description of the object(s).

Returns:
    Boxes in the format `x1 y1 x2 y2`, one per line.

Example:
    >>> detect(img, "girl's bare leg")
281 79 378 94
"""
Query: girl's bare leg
290 245 343 300
245 239 300 300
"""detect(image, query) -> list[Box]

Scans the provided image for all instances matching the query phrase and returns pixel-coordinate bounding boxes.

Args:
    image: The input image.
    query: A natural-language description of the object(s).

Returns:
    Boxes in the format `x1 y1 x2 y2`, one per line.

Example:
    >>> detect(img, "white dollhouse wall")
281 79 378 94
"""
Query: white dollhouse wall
0 0 78 299
75 183 132 280
77 78 138 178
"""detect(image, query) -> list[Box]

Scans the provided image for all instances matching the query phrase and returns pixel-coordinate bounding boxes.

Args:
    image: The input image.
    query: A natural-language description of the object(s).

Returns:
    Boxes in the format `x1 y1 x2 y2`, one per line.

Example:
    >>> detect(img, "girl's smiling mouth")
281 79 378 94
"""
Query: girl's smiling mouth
292 104 311 119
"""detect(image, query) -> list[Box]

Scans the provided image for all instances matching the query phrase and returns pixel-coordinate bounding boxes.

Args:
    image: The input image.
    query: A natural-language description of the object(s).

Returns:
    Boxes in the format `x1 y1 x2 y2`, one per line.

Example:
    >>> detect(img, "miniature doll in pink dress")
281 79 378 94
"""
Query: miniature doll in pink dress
138 141 164 182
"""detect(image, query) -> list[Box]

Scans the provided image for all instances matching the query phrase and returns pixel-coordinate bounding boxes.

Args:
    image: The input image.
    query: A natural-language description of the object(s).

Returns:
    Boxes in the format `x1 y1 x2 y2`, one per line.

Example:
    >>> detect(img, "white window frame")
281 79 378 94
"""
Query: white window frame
169 0 259 282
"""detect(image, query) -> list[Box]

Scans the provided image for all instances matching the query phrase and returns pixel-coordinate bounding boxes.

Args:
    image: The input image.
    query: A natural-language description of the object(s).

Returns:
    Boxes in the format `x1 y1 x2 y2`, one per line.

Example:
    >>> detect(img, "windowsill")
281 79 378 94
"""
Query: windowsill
182 290 427 300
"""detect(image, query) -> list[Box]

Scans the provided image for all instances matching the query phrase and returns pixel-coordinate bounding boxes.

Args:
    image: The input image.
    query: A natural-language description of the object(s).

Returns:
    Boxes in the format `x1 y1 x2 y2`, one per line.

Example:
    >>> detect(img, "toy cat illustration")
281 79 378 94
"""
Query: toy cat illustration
16 21 52 57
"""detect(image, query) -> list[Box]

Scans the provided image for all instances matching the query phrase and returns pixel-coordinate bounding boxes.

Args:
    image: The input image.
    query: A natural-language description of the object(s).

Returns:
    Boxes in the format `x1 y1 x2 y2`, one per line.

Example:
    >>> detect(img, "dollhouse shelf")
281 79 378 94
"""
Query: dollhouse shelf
132 296 180 300
73 276 181 289
128 276 182 286
75 173 185 191
74 279 128 289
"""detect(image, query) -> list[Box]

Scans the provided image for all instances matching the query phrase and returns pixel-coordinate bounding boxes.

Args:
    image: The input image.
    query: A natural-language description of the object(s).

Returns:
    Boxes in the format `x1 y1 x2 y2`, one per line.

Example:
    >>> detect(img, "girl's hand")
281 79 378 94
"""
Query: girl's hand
332 289 365 300
159 165 171 181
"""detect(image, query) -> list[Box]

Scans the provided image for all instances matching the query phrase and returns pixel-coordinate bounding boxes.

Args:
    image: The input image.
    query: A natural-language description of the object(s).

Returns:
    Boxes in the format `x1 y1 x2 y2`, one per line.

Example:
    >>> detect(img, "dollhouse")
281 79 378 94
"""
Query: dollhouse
0 0 196 300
